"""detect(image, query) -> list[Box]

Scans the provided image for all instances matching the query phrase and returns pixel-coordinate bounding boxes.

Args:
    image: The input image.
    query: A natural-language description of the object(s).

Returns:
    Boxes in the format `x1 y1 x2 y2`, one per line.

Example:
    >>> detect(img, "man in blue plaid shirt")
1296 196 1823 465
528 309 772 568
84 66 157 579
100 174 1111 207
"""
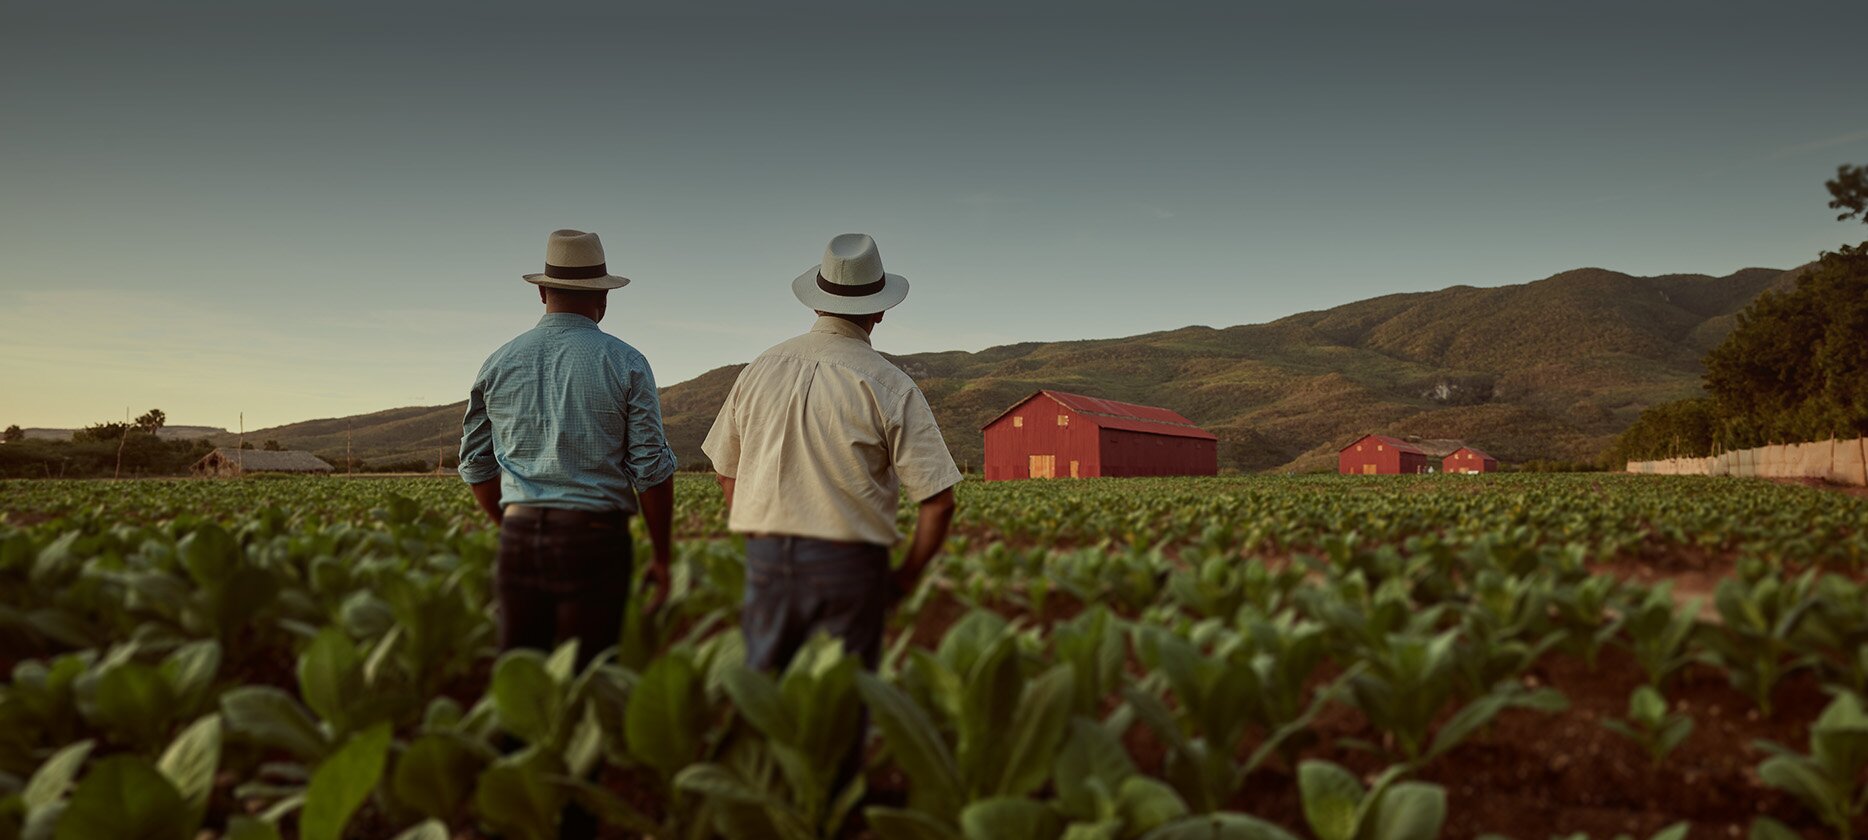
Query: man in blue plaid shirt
459 230 677 682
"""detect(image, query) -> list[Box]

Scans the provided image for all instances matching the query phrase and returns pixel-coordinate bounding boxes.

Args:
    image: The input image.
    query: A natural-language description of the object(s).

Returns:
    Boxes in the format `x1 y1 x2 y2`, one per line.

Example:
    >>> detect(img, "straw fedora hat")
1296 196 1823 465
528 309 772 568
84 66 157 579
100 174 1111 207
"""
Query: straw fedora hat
524 229 631 290
792 233 909 314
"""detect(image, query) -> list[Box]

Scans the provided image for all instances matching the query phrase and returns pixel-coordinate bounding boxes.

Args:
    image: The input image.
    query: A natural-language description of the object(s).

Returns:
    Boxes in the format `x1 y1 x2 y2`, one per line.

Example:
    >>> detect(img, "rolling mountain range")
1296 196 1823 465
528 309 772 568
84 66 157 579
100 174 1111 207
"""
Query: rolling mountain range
221 265 1804 474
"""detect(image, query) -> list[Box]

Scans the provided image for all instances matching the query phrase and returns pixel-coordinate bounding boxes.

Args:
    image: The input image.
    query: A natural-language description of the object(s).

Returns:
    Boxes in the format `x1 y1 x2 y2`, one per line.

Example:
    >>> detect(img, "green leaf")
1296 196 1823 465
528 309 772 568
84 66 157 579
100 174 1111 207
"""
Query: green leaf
960 797 1063 840
87 663 176 749
492 651 561 745
222 817 284 840
299 722 392 840
1137 813 1303 840
1114 776 1189 834
1368 782 1446 840
857 672 964 818
156 715 221 820
1297 760 1363 840
674 763 772 805
159 640 221 716
390 819 451 840
1748 818 1802 840
475 759 564 840
623 654 702 777
1054 717 1136 818
392 733 485 821
1649 823 1689 840
52 756 190 840
723 665 796 740
866 806 962 840
1755 756 1842 824
220 686 330 762
177 524 237 585
993 665 1076 797
297 628 361 733
22 740 94 812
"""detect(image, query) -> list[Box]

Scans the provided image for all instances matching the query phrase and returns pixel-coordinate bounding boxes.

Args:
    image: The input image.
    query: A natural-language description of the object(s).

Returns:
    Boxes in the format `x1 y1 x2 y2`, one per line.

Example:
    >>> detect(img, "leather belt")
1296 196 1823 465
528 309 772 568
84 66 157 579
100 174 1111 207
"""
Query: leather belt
503 505 630 528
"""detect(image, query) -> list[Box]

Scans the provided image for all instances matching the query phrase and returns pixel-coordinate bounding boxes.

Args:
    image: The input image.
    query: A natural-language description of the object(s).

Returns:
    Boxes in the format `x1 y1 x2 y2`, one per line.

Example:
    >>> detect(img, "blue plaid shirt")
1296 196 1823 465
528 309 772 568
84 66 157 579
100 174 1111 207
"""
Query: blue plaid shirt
459 312 677 512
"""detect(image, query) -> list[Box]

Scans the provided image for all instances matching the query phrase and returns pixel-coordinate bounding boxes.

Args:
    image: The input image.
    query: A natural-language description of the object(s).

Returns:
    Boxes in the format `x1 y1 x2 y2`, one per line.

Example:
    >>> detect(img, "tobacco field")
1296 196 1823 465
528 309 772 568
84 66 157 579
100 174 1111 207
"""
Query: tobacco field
1 474 1866 840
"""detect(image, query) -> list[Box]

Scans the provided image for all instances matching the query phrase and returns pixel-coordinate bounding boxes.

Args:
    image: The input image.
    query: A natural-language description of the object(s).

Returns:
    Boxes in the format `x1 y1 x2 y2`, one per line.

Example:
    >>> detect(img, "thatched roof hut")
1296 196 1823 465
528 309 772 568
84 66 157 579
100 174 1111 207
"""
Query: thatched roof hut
192 448 333 477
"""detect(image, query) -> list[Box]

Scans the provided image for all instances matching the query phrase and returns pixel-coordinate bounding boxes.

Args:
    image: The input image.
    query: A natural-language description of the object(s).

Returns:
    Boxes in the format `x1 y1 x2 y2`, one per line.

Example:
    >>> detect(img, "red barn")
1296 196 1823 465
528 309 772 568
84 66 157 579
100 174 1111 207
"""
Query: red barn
1442 446 1497 474
1338 434 1430 475
981 390 1218 481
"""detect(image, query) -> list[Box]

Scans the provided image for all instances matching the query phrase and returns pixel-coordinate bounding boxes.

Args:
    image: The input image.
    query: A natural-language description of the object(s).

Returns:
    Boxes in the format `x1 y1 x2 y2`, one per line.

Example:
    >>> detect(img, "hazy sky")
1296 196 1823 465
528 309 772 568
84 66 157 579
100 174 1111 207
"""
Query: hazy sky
4 1 1865 429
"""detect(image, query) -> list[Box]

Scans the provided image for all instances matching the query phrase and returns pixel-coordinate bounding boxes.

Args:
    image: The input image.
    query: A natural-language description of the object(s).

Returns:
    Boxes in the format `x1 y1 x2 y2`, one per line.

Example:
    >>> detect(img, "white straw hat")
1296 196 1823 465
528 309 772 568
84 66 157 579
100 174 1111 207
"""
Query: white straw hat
524 229 631 290
791 233 910 314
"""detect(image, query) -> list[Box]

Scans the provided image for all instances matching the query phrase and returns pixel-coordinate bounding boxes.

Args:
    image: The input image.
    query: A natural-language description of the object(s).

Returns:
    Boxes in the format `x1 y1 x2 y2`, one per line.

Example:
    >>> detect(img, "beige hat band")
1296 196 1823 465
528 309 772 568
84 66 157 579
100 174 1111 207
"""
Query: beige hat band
544 262 609 280
816 273 887 297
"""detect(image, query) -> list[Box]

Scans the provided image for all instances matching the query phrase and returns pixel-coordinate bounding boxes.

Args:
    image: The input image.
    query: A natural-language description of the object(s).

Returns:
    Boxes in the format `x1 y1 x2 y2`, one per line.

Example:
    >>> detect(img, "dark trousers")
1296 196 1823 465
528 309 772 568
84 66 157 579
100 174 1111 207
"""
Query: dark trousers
496 513 632 840
741 536 891 788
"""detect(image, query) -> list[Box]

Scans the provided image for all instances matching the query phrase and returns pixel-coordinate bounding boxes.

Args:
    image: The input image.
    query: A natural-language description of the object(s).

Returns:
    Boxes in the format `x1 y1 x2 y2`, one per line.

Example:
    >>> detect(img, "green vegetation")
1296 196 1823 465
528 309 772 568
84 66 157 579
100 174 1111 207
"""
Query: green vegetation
2 474 1866 836
1614 164 1868 462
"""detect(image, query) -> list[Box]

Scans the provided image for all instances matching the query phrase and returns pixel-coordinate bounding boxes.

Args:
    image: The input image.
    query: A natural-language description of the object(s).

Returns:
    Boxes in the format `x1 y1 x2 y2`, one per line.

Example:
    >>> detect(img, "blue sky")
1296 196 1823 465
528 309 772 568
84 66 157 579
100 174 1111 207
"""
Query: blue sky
3 1 1865 429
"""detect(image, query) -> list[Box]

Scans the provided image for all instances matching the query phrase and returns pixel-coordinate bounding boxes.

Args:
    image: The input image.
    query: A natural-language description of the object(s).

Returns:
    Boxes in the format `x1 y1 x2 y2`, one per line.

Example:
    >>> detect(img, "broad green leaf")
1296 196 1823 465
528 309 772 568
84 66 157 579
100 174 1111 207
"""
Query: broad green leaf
1755 756 1842 823
994 665 1076 798
159 640 221 716
960 797 1063 840
52 756 190 840
177 524 237 585
867 807 963 840
1137 813 1303 840
1298 760 1363 840
222 817 284 840
475 759 564 840
1054 717 1136 818
1649 823 1689 840
1368 782 1446 840
673 763 771 805
723 665 795 740
544 639 580 684
299 723 392 840
297 628 361 733
1115 776 1189 833
1748 818 1802 840
156 715 221 820
22 740 94 812
392 733 484 821
87 663 175 748
857 672 964 818
390 819 451 840
220 686 329 762
492 651 561 745
624 654 702 777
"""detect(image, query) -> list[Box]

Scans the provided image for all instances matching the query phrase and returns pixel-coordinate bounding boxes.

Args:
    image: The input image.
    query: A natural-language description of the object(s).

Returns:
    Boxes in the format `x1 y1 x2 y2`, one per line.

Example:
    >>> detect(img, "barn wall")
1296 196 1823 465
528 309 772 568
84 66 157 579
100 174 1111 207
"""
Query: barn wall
1339 436 1428 475
1100 430 1216 477
982 397 1101 481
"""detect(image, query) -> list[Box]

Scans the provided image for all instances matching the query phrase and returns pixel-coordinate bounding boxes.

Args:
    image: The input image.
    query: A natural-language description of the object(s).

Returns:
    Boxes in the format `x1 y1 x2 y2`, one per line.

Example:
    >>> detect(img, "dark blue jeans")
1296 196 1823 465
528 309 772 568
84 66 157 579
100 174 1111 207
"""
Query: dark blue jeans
495 514 631 840
741 536 891 671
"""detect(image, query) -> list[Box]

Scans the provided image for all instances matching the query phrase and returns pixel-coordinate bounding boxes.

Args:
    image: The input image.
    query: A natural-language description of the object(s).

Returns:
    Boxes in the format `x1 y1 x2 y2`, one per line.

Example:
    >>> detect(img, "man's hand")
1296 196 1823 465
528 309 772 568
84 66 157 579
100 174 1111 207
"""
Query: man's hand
637 476 676 613
893 486 956 605
469 478 503 526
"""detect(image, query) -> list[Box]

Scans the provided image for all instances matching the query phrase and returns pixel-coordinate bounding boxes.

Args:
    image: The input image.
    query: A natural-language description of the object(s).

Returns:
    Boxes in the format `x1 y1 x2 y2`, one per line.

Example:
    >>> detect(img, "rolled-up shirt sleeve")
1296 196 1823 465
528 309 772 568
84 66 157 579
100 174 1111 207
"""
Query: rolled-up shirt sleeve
622 353 678 489
699 374 743 478
890 386 963 502
458 377 500 485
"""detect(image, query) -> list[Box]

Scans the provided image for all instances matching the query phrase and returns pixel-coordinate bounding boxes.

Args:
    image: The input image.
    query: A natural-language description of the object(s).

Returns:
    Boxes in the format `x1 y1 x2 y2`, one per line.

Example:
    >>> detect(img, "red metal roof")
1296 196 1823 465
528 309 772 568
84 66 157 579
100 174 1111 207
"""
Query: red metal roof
982 390 1218 441
1340 434 1426 455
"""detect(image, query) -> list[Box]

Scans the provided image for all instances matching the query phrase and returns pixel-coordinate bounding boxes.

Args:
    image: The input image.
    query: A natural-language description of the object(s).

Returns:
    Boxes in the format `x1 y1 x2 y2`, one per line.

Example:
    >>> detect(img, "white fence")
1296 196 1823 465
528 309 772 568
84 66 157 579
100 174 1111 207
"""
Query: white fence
1626 436 1868 487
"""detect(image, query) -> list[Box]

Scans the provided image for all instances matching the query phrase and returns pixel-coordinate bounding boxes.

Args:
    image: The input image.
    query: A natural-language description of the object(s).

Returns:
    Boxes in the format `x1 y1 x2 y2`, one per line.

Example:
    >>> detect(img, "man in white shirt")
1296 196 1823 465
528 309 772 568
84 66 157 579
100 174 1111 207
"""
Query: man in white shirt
701 233 960 675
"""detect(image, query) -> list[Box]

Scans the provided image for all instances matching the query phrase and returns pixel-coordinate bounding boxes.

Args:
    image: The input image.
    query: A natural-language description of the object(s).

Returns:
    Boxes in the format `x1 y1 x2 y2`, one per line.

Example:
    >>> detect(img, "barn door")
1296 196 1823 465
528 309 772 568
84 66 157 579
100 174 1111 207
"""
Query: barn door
1070 460 1080 478
1362 463 1377 475
1029 454 1055 479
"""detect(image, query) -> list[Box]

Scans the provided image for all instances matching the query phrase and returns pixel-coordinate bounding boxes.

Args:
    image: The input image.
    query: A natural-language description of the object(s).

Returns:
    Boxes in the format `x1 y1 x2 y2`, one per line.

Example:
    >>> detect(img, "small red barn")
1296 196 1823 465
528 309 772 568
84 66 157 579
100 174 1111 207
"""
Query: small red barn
1442 446 1497 474
981 390 1218 481
1339 434 1430 475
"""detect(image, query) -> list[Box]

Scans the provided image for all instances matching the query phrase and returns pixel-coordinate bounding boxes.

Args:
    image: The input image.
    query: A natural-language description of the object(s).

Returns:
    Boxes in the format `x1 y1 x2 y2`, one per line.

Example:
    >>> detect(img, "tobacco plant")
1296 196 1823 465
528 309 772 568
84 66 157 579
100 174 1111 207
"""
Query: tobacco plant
1599 686 1693 766
1752 691 1868 838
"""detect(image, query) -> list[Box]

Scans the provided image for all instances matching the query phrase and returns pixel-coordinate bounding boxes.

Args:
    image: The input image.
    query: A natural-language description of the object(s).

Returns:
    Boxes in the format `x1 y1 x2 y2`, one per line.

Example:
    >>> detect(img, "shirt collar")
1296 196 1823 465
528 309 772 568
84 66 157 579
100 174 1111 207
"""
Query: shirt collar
810 315 874 346
538 312 600 330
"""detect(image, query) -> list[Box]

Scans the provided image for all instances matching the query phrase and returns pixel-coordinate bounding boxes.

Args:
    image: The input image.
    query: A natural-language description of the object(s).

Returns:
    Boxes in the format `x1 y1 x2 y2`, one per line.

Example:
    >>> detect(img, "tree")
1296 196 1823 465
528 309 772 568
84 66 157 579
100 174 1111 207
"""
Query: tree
263 440 283 451
239 441 255 450
2 425 21 443
134 409 166 435
1828 163 1868 223
73 422 130 443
